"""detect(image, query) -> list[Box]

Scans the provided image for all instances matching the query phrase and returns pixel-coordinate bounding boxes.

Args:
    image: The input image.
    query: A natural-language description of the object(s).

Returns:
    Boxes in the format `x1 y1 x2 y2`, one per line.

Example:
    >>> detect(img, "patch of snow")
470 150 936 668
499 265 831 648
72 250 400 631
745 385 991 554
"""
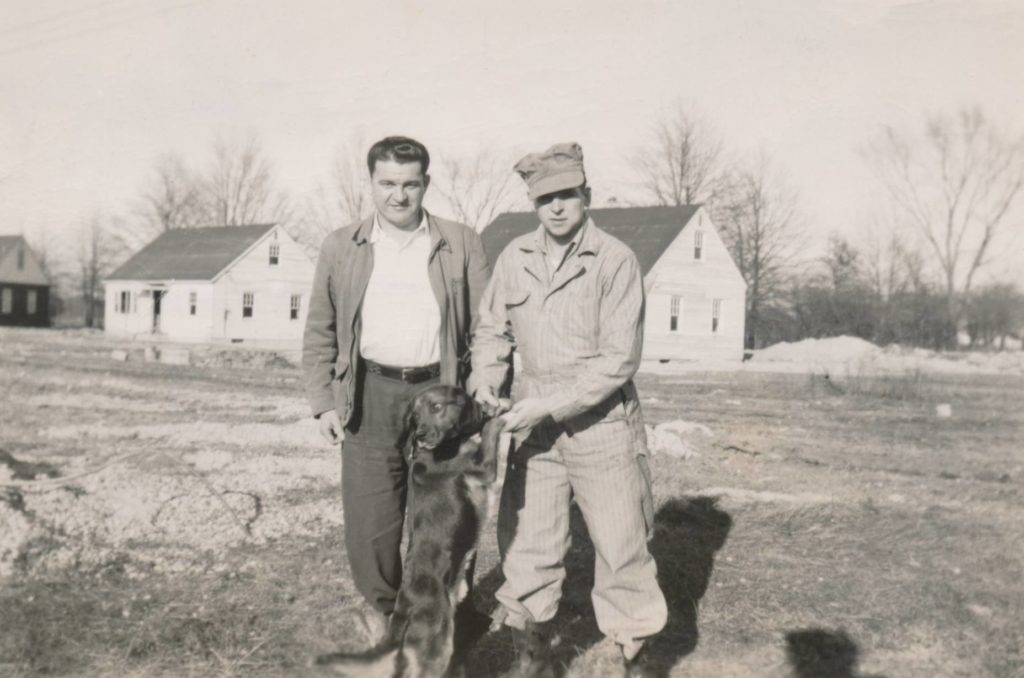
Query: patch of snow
639 335 1024 376
646 420 714 459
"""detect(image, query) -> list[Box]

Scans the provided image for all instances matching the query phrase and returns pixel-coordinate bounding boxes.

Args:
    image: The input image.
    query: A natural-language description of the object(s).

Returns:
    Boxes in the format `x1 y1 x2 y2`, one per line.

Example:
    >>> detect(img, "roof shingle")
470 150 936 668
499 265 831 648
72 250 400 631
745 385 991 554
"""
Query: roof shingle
107 224 276 281
0 235 27 261
481 205 700 275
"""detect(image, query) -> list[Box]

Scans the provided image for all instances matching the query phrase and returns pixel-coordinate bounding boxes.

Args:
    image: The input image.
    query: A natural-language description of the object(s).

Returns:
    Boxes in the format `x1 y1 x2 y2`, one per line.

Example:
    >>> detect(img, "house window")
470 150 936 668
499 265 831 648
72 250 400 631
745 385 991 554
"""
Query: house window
242 292 254 318
269 244 280 266
189 291 197 316
27 290 37 315
694 231 704 260
1 288 11 314
290 294 301 320
712 298 722 333
17 248 25 270
669 295 681 332
119 290 131 314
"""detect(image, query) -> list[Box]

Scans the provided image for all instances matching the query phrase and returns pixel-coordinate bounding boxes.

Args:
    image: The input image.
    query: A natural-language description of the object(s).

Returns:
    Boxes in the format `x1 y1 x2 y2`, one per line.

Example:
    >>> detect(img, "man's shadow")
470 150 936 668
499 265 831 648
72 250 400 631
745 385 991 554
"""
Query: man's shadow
457 495 732 677
643 496 732 675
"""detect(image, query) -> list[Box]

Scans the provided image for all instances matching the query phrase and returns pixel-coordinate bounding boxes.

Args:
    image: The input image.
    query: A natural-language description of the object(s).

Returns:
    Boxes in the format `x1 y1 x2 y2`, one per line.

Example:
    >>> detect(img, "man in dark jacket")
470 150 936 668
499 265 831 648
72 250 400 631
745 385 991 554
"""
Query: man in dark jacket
303 136 490 633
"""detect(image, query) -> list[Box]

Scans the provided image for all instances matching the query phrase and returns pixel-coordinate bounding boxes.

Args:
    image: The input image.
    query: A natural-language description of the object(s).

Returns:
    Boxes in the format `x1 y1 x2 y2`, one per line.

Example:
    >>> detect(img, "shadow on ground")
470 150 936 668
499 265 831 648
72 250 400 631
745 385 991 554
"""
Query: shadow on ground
786 628 887 678
457 495 732 677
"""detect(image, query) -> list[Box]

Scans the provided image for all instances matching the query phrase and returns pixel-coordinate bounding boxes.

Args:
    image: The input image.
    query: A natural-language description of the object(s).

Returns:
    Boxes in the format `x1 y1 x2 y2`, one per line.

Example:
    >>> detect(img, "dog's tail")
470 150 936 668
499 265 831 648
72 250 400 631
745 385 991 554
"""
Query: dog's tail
310 644 405 677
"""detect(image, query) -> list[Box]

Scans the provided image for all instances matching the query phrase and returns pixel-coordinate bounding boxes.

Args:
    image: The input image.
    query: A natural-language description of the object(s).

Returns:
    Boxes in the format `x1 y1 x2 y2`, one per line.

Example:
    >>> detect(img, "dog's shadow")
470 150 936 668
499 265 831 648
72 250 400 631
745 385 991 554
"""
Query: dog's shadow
457 495 732 677
785 628 888 678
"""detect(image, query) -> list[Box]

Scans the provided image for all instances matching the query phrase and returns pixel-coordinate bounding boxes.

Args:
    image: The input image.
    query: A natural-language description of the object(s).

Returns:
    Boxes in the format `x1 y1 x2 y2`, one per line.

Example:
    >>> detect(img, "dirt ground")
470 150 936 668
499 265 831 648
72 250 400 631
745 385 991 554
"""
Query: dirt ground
1 327 1022 677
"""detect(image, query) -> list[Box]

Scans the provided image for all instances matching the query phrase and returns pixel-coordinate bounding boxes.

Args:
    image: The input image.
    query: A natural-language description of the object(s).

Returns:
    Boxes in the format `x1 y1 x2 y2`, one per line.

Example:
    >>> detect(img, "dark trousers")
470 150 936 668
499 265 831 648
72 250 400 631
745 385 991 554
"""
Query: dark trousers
341 362 439 614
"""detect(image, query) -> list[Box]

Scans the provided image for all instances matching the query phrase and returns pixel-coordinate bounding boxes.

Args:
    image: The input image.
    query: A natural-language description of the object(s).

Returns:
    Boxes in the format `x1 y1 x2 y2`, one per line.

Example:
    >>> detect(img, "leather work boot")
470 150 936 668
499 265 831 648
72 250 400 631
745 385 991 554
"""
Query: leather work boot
353 604 390 647
509 621 557 678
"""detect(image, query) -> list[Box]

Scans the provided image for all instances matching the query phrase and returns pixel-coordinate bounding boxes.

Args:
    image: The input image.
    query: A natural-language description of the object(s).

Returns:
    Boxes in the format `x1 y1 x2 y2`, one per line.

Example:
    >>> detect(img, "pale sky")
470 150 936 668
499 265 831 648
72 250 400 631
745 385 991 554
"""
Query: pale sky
2 0 1022 282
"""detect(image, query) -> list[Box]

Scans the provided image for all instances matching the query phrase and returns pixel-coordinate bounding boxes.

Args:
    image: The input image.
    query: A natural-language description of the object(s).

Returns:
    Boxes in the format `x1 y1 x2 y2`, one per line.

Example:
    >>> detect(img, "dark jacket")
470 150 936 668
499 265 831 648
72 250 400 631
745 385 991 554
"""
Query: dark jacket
303 212 490 424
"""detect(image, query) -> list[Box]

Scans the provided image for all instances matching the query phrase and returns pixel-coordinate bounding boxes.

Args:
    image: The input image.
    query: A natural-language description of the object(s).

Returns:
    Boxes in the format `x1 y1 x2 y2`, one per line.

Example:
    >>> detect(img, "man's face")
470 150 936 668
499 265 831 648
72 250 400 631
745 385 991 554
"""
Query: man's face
534 186 590 242
371 159 429 229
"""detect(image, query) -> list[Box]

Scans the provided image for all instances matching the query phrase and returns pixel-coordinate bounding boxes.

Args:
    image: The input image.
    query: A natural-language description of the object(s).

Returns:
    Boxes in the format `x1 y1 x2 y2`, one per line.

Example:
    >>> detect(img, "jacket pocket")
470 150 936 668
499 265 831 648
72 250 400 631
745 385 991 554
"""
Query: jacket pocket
333 360 349 381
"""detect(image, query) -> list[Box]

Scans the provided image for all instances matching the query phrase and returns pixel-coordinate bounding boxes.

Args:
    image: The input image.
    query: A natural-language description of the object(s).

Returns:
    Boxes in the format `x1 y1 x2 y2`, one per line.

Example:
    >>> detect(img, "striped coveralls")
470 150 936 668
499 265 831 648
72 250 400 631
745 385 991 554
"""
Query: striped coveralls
468 218 667 646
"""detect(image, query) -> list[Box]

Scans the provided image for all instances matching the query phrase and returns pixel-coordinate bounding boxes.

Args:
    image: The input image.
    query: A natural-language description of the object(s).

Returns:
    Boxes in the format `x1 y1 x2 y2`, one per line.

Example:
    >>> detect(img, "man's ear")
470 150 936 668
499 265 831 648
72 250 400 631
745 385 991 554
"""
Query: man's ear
423 173 431 193
582 185 592 207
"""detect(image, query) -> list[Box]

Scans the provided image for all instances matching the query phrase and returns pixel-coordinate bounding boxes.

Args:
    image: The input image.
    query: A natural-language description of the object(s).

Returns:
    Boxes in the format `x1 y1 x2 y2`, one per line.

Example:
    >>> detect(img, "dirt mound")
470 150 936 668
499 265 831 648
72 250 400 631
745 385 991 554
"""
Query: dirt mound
747 336 1024 376
755 336 881 364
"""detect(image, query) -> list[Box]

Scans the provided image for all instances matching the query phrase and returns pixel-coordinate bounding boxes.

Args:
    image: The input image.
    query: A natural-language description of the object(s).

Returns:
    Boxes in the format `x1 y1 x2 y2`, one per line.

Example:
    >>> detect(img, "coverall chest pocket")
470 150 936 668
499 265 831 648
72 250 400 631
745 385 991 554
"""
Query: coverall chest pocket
503 291 531 342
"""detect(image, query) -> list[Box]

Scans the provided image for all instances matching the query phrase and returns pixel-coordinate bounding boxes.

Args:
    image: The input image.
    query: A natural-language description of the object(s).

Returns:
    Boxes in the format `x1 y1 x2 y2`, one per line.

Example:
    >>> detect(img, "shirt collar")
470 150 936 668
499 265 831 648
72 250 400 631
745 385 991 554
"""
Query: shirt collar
525 217 599 257
370 211 429 245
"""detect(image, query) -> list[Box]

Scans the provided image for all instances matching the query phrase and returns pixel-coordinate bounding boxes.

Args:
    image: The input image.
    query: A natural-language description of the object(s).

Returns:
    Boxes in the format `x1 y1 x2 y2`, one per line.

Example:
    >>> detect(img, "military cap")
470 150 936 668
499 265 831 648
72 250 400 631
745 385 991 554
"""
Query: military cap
513 142 586 200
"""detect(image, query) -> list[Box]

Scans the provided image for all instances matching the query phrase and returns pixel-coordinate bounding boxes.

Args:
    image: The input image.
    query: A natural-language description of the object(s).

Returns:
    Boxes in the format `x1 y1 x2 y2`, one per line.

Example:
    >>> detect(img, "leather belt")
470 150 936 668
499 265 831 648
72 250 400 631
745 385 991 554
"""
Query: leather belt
364 359 440 384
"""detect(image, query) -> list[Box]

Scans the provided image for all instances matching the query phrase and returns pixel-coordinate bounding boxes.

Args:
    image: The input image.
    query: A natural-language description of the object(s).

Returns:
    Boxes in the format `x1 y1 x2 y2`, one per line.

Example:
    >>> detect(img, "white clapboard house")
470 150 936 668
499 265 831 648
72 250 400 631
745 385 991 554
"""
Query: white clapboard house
482 206 747 361
105 224 314 344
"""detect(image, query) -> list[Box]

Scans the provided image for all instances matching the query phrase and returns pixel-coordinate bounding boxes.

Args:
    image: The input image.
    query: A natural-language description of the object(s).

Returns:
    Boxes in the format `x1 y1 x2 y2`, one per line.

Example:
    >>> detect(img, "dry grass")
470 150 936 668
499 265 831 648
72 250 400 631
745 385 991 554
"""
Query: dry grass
1 327 1023 677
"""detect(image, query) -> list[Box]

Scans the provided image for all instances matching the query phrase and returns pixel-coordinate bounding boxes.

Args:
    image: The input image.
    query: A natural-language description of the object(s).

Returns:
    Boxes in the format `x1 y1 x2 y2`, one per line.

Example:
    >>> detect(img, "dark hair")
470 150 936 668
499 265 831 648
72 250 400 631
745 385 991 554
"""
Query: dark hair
366 136 430 175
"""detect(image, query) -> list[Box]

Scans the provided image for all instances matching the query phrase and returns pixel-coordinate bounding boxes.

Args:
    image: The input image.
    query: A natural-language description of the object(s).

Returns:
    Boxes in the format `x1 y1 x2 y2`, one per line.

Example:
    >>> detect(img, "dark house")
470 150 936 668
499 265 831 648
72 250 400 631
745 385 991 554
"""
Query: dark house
0 235 51 327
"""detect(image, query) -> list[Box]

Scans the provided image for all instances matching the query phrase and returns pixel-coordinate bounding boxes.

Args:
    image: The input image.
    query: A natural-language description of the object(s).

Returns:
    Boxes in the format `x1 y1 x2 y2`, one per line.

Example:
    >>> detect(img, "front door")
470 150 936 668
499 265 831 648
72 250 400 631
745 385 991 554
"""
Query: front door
152 290 165 334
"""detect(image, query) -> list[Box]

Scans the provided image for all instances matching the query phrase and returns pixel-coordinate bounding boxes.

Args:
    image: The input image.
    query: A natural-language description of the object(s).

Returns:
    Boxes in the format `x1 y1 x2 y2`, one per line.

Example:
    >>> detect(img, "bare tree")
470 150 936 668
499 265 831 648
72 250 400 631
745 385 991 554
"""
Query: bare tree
293 137 373 252
631 105 724 207
715 155 803 349
112 154 207 254
24 227 67 321
867 107 1024 339
138 154 204 232
332 136 373 226
433 150 521 232
860 217 927 301
200 134 293 227
73 214 122 328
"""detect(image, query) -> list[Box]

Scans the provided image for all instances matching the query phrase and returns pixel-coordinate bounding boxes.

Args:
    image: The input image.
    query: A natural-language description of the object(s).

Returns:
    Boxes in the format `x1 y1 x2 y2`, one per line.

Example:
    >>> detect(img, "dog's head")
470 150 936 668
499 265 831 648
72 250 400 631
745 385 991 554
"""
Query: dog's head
396 385 484 462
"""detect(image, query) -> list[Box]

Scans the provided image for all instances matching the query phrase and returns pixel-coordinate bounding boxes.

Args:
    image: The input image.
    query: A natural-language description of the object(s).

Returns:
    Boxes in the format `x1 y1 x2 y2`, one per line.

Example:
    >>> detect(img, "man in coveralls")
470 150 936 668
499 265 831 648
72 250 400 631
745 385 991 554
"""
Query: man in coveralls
470 142 666 676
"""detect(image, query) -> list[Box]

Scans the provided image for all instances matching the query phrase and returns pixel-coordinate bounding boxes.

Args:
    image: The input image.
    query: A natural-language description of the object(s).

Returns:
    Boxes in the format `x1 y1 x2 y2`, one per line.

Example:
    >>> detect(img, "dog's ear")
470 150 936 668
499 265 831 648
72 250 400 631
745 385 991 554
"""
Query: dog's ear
395 397 419 462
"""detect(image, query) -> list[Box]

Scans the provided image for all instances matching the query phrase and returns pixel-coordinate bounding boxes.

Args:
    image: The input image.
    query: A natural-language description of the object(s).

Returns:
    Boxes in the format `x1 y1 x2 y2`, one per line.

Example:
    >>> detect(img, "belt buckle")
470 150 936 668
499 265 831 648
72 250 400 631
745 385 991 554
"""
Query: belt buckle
401 366 415 382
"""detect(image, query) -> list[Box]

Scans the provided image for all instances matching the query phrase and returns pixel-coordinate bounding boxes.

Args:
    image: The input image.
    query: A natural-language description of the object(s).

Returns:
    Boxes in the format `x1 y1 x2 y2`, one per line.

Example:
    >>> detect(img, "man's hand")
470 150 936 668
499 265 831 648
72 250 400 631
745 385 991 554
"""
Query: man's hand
318 410 343 445
474 388 514 418
501 397 551 434
473 387 500 409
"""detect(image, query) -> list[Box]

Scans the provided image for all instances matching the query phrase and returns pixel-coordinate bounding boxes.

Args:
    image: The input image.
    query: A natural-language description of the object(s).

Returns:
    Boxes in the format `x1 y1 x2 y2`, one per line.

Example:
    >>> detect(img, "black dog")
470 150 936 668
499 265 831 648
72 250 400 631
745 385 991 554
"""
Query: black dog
313 385 505 677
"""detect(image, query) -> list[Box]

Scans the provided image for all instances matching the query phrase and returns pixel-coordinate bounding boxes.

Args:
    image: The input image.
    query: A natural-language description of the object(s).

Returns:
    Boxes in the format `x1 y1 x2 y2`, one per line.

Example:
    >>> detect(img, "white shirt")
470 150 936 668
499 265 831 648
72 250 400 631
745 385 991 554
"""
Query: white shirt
358 212 441 367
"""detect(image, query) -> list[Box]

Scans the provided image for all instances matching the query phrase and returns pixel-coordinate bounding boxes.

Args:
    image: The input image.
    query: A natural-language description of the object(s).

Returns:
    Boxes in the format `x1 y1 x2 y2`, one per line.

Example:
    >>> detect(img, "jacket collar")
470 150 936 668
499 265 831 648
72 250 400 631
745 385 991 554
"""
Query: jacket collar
353 210 450 254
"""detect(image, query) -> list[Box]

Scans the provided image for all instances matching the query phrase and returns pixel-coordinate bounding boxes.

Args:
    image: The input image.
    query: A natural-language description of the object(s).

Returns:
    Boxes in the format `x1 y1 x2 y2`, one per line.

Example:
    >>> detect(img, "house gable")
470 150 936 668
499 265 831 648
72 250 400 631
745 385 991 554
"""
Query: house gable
646 207 746 288
212 226 315 342
211 225 311 283
0 236 50 286
643 206 747 359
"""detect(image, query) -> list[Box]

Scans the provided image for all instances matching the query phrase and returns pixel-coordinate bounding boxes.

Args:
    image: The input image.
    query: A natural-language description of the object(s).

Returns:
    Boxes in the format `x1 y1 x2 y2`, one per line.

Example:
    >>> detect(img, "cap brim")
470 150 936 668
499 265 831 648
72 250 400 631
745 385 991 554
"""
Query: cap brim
528 170 585 201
